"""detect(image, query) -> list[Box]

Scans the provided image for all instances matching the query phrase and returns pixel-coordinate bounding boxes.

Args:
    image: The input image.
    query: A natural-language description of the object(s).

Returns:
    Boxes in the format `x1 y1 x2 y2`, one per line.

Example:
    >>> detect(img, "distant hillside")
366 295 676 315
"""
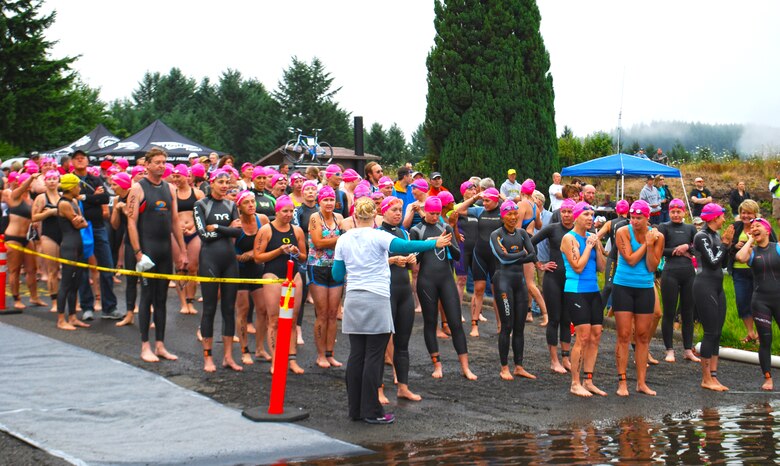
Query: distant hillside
615 121 780 156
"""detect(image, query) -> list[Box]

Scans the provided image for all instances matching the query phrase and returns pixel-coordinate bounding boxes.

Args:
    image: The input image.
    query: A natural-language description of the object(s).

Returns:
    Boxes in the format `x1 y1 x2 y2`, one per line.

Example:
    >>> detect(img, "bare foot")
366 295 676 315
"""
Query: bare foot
462 368 478 380
116 313 134 327
289 360 305 374
550 361 567 374
327 356 343 367
664 350 676 363
442 324 452 336
378 389 389 405
478 313 487 322
141 347 160 363
233 335 240 343
154 348 178 361
584 381 608 396
316 357 331 368
571 383 593 397
526 313 534 323
255 351 272 362
562 358 572 372
636 383 657 396
49 305 57 313
222 359 243 372
414 306 422 313
436 328 450 339
683 351 700 363
617 381 629 397
204 357 216 372
500 367 514 381
57 320 76 331
133 306 139 314
196 328 202 342
647 353 659 365
469 325 479 338
701 380 726 391
30 298 47 307
306 296 314 304
13 301 25 310
539 315 548 327
513 366 536 379
178 307 190 315
247 323 256 334
432 363 443 379
296 327 305 345
397 387 422 401
241 353 254 365
761 378 773 391
69 317 90 328
187 303 198 314
714 379 729 391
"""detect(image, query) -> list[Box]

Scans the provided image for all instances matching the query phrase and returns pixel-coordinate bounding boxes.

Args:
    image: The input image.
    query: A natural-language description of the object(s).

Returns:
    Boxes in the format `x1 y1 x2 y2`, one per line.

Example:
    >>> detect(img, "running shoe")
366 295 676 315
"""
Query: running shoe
363 413 395 425
82 310 95 321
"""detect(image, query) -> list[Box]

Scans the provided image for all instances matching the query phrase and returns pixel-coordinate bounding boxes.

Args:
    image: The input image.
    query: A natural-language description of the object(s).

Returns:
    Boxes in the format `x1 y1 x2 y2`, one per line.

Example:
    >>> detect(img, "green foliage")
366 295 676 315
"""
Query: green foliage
582 131 613 159
408 123 427 164
694 145 715 162
0 0 105 152
669 140 691 163
272 56 352 148
366 122 387 157
557 130 582 167
425 0 557 188
383 124 410 166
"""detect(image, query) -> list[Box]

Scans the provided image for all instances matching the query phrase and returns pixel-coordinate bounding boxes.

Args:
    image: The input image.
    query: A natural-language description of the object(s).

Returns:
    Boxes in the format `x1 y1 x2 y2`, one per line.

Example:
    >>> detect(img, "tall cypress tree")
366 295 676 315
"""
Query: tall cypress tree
426 0 557 192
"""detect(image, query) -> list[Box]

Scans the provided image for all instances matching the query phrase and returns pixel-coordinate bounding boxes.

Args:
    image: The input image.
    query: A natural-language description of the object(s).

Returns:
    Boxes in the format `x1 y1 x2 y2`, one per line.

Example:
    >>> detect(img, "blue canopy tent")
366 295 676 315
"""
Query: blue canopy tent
561 153 690 213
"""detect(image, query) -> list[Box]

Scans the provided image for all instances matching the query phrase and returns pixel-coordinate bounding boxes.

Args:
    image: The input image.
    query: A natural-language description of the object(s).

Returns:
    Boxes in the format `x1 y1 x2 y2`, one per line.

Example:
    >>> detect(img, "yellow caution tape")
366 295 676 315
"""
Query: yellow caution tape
4 242 285 285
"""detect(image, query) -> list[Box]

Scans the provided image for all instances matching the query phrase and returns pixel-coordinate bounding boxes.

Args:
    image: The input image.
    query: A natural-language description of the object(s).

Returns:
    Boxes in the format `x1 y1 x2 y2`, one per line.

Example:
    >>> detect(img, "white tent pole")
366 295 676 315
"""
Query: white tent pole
621 175 625 200
679 175 693 221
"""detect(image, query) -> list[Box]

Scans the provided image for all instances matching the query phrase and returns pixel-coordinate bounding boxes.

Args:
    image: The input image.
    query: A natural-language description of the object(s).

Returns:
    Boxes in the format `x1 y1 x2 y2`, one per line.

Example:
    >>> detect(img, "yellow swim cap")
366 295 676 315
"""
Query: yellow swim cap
59 173 80 192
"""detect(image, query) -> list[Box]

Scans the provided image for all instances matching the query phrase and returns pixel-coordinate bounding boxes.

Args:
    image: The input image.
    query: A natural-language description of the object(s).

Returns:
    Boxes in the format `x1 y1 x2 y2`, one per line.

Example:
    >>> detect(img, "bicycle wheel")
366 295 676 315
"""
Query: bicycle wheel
282 139 304 164
315 142 334 165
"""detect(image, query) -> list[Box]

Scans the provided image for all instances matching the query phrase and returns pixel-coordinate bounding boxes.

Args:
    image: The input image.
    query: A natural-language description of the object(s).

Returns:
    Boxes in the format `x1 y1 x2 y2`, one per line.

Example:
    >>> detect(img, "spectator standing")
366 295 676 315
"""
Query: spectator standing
655 175 673 223
548 172 564 211
728 181 751 218
689 177 712 218
364 162 383 192
639 176 662 225
427 172 449 196
500 169 522 202
392 167 415 215
770 170 780 221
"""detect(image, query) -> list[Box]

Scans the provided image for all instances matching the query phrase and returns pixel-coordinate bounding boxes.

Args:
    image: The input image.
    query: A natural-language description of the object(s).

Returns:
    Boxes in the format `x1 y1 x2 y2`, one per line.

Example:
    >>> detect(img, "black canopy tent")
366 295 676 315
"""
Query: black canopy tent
89 120 221 163
40 124 120 160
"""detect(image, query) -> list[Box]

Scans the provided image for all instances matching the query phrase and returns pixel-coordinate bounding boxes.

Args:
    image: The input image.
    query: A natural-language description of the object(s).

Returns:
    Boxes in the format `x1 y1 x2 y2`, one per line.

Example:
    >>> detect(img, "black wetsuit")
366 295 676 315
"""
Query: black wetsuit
56 198 83 317
263 223 300 279
410 220 466 357
471 206 502 282
41 193 62 243
490 226 537 366
137 178 174 343
117 194 138 312
236 215 264 292
601 216 629 306
293 202 318 324
693 227 728 359
194 195 242 339
379 221 415 385
748 242 780 376
252 188 276 220
177 187 198 244
455 208 478 276
658 220 697 350
532 222 573 348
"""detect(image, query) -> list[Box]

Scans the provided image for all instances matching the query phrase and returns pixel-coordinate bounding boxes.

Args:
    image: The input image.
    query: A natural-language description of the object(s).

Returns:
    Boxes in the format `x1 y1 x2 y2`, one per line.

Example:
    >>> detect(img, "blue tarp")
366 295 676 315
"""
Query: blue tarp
561 153 681 178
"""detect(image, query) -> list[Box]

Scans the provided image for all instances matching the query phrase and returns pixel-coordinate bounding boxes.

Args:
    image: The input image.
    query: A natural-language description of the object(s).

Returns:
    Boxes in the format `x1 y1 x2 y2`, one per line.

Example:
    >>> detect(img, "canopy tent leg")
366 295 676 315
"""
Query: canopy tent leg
679 175 693 221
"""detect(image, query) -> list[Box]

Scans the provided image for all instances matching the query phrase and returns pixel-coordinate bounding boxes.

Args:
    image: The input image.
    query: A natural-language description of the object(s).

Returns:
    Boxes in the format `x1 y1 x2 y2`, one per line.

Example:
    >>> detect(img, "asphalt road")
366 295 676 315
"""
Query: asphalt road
2 280 777 464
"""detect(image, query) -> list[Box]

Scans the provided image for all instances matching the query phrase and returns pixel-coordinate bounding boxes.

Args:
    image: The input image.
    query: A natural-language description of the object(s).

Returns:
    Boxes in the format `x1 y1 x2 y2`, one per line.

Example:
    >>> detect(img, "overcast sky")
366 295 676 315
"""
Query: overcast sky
42 0 780 142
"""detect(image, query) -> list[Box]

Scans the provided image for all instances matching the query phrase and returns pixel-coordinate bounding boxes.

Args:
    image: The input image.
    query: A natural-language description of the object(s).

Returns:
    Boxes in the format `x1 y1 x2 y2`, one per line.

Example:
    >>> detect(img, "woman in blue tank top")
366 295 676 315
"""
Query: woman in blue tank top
561 202 607 397
612 200 664 397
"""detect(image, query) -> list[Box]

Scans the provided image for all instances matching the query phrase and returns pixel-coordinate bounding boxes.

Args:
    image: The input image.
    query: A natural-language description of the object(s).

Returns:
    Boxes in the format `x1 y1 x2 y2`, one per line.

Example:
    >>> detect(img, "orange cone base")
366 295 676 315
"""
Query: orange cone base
242 406 309 422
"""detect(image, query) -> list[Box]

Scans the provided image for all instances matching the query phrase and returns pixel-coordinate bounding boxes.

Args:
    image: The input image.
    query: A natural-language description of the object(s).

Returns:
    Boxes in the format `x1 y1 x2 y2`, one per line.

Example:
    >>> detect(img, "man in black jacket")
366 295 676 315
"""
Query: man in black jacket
72 150 120 320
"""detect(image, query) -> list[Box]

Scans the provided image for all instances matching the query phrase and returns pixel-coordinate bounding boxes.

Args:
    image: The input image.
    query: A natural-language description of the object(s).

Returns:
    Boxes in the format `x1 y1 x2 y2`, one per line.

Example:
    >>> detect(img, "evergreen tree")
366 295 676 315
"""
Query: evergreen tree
426 0 557 188
366 122 387 157
409 123 428 163
384 124 410 166
272 56 352 148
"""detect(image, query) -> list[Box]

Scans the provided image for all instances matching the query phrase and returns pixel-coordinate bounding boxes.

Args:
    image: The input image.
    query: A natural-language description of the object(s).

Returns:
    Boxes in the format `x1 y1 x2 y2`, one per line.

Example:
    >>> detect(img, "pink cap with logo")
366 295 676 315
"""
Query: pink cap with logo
173 164 190 177
318 186 336 202
700 203 726 222
629 200 651 218
111 172 132 190
460 180 476 195
500 200 519 217
572 201 593 220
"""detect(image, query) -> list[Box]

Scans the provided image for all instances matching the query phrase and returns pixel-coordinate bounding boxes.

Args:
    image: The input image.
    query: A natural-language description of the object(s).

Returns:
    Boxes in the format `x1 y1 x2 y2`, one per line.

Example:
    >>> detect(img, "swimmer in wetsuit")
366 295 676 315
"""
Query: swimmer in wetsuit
411 196 477 380
490 200 538 381
126 148 187 363
55 174 89 331
561 202 607 397
735 217 780 391
170 163 205 315
693 203 732 392
31 170 62 312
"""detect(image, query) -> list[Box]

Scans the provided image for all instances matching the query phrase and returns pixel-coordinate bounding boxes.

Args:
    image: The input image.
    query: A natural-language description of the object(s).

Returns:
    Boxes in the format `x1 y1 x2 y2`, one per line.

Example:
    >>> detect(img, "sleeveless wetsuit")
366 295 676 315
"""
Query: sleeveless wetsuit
658 220 697 350
137 178 174 343
194 195 242 339
264 223 299 278
532 222 573 347
748 241 780 377
410 220 466 357
41 193 62 243
236 214 264 292
489 225 537 366
56 198 83 317
693 226 728 359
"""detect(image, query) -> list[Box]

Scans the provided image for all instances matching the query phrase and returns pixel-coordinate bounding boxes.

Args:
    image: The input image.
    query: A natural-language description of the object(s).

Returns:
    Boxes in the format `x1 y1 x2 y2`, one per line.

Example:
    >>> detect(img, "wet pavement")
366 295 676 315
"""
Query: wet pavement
1 280 777 464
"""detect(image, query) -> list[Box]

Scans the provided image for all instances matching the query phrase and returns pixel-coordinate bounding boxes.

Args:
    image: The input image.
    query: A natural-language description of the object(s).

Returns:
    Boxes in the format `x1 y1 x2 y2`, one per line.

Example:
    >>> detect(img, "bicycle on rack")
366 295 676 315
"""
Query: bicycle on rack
282 128 334 165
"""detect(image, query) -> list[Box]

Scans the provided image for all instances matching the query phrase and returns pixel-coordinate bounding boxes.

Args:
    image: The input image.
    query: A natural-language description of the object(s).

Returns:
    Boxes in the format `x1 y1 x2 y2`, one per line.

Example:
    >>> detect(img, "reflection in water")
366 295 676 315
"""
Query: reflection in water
304 401 780 465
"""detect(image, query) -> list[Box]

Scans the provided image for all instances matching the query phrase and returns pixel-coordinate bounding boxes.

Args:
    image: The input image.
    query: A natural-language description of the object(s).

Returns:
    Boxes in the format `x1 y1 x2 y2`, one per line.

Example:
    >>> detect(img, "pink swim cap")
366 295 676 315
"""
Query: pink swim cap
162 163 174 179
7 172 18 184
560 198 577 211
190 163 206 178
424 195 442 213
751 217 773 234
438 191 455 205
700 203 726 222
290 172 305 183
241 162 254 173
318 186 336 202
269 173 285 188
460 180 476 195
380 196 402 215
482 188 500 202
343 169 360 182
236 190 255 207
252 166 267 179
17 172 31 185
302 180 318 192
115 158 129 170
111 172 132 190
370 191 385 201
521 179 536 195
24 161 39 174
210 168 230 182
106 166 120 177
411 179 429 192
173 164 190 177
44 170 60 180
275 195 294 212
668 198 686 211
572 201 593 220
354 184 371 199
500 200 519 217
131 165 145 178
325 164 342 178
629 200 651 218
615 199 629 215
378 176 394 189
